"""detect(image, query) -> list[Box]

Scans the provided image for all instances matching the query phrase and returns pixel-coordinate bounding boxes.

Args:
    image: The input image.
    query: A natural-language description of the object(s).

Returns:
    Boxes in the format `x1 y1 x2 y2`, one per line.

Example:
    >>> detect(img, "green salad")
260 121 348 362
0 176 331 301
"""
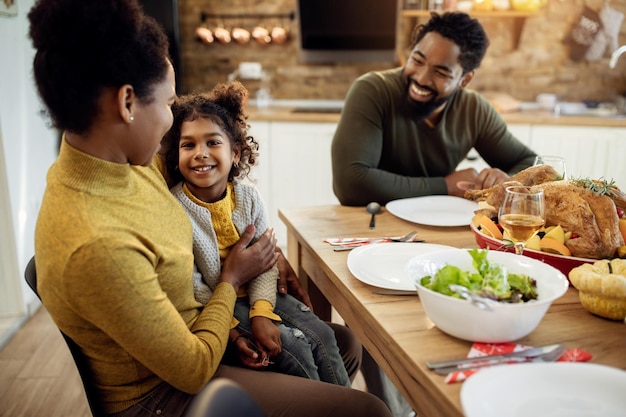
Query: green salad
419 249 538 303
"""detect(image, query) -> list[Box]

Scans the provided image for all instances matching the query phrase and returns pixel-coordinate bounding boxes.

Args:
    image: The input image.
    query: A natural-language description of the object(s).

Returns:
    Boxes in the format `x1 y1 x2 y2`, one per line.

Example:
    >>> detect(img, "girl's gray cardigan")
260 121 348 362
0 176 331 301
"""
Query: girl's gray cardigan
171 182 278 307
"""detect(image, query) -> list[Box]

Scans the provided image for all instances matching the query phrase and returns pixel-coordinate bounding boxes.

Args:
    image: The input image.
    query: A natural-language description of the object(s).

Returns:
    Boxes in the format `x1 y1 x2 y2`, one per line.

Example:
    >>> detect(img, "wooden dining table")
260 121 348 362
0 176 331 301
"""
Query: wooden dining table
279 204 626 417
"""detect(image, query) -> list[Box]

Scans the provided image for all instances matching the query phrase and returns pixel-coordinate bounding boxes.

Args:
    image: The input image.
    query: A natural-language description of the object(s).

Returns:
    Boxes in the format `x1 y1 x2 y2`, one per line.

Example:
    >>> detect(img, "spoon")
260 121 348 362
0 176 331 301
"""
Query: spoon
448 284 495 312
366 202 381 229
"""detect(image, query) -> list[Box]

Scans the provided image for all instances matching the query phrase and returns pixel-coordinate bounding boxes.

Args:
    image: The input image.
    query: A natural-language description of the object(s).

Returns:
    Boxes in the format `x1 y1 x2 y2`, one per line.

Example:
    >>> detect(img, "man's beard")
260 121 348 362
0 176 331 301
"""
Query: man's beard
404 80 455 122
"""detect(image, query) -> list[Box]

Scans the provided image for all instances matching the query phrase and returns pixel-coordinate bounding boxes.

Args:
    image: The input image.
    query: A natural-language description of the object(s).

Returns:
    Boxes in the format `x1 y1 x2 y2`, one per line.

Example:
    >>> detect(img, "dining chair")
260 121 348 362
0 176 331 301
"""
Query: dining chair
25 258 265 417
24 256 105 417
184 378 266 417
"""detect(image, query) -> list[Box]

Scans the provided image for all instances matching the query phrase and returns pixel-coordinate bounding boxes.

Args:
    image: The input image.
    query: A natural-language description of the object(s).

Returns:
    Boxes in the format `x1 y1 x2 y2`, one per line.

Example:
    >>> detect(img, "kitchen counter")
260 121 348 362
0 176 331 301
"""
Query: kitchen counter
247 100 626 127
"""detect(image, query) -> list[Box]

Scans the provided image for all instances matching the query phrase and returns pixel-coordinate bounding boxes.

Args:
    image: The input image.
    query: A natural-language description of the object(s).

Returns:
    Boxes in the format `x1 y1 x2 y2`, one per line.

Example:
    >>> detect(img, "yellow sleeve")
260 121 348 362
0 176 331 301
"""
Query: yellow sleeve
249 299 281 322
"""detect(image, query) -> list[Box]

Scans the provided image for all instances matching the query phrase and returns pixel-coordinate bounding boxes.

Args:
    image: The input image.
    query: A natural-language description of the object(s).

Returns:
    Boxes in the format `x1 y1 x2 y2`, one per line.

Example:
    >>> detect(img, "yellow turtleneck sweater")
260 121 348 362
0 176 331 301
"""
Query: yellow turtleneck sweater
35 140 236 414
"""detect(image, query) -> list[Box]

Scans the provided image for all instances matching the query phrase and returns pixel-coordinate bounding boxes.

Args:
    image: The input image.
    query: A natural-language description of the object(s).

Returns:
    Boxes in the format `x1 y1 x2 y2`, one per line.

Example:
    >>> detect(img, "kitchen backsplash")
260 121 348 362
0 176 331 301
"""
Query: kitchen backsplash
179 0 626 103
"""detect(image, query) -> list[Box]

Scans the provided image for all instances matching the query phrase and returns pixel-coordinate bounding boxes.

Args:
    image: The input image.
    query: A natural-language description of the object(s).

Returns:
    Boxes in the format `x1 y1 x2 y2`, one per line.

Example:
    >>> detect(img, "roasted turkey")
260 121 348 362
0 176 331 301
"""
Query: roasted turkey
464 166 626 259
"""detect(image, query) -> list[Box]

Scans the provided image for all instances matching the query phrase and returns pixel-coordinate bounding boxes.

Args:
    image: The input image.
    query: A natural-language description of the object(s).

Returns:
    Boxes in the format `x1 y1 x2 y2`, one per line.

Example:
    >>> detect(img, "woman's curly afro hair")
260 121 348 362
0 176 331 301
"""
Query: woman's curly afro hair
28 0 170 134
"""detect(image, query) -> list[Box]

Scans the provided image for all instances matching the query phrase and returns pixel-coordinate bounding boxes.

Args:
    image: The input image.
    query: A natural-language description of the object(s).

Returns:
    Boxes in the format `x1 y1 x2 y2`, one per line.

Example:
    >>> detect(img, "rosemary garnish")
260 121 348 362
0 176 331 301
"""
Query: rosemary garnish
572 177 620 198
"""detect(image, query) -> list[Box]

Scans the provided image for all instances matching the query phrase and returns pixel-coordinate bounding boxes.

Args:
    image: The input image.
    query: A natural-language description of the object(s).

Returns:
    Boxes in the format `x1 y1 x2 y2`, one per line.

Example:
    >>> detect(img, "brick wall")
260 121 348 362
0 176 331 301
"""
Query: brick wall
178 0 626 102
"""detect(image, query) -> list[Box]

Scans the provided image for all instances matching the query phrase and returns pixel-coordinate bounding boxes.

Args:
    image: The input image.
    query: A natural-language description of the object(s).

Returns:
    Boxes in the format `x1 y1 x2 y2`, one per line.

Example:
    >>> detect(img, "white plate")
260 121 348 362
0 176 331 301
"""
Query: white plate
386 196 479 227
461 363 626 417
347 242 453 291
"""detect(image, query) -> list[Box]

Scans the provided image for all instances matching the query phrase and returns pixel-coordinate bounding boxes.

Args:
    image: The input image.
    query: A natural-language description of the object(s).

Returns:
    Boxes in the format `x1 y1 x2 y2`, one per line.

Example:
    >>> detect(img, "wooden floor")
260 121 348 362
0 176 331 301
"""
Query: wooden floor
0 306 91 417
0 307 366 417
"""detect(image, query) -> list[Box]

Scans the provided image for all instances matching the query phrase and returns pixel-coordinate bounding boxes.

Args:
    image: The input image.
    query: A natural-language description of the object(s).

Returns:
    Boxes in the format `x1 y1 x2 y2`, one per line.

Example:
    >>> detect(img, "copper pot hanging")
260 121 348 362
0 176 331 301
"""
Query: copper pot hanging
252 24 272 45
195 26 214 45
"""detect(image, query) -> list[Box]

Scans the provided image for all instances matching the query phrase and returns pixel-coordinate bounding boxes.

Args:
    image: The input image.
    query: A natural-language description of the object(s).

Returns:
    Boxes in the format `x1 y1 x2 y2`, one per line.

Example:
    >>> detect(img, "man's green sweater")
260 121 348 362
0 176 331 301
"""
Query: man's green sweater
331 67 536 206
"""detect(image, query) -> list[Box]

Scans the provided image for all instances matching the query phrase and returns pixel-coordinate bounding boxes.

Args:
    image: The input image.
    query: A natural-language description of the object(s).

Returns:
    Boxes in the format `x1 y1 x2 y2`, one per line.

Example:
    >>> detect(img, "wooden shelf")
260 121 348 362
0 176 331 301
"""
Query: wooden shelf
401 9 538 50
401 10 536 18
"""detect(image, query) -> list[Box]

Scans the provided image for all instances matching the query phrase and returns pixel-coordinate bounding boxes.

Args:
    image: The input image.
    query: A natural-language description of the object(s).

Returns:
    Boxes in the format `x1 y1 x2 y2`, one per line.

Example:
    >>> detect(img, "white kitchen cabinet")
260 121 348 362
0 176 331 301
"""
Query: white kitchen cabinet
606 129 626 187
456 124 531 172
249 121 339 248
246 121 271 202
528 126 622 183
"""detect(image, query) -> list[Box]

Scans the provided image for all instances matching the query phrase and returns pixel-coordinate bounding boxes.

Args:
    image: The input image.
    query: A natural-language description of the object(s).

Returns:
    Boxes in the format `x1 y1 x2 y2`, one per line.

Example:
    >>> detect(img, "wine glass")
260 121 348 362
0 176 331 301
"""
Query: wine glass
498 186 546 256
533 155 567 180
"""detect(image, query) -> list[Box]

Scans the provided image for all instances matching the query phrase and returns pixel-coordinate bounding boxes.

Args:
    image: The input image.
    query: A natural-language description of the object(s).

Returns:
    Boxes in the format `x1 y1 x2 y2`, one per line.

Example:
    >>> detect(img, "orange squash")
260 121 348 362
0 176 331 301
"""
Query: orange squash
478 215 503 240
540 237 572 257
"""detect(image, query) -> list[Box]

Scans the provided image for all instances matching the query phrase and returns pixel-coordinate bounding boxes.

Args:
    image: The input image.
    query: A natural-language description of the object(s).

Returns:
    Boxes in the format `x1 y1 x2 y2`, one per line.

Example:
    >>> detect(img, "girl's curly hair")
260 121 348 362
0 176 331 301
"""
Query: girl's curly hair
162 81 259 186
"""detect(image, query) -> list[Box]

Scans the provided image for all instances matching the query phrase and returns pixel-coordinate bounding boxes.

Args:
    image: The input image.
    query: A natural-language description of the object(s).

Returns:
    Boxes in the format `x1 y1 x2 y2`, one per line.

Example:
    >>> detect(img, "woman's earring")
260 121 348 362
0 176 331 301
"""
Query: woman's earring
129 116 135 122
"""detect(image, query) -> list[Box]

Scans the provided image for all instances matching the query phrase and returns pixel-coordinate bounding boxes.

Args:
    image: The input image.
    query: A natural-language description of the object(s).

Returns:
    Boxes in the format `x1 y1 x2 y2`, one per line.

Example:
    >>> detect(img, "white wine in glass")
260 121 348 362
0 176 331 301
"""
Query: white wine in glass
498 186 546 255
533 155 567 180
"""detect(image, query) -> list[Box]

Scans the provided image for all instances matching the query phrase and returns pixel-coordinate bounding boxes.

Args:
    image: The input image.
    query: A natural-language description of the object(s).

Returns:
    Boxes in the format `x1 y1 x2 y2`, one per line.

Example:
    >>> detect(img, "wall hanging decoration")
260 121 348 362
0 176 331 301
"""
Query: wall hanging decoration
585 2 624 61
564 5 603 62
0 0 17 16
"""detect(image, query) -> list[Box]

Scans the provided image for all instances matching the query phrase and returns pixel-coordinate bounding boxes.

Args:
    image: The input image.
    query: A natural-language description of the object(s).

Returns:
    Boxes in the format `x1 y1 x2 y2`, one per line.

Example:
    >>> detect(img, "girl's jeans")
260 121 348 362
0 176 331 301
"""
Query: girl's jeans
230 293 350 386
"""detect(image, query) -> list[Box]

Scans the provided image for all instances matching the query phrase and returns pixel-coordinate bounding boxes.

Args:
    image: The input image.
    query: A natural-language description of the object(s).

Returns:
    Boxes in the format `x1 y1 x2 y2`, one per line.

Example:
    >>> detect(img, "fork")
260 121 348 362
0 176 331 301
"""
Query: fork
432 344 568 375
392 230 419 242
333 231 423 251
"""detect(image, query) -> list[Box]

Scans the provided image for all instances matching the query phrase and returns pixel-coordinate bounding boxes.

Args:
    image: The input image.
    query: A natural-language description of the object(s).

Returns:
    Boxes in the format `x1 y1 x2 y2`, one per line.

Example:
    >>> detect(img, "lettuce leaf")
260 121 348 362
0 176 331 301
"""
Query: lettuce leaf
419 249 537 303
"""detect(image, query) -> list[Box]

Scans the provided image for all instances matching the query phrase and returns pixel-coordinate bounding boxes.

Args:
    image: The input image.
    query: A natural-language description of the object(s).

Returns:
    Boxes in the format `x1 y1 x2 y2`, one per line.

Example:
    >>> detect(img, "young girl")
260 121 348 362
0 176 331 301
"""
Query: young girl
162 81 350 386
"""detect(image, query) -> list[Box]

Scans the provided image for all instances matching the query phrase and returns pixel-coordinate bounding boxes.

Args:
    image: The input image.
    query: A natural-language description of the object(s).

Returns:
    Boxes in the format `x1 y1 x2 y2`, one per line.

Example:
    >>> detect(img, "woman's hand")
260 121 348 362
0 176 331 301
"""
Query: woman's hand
251 316 281 357
221 225 279 292
276 248 314 311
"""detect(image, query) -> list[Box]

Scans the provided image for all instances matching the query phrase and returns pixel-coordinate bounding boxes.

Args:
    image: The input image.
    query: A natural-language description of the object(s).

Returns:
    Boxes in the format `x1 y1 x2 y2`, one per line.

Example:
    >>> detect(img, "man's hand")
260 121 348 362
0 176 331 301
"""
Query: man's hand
276 248 313 311
447 167 509 196
472 167 509 190
445 168 478 197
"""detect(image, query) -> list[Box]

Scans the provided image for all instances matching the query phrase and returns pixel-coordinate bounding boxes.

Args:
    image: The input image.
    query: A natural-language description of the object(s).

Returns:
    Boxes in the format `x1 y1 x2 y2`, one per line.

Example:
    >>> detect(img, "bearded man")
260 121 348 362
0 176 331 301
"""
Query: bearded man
331 12 537 206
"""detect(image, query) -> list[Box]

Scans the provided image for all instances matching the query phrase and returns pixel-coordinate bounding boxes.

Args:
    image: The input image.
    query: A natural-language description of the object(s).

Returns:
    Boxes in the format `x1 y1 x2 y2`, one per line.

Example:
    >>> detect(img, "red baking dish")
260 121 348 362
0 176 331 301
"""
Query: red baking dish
471 224 595 279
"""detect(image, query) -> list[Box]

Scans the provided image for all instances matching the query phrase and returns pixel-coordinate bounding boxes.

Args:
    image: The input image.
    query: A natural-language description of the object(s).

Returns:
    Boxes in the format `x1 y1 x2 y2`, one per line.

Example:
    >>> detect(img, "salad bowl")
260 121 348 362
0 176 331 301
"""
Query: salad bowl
406 248 569 343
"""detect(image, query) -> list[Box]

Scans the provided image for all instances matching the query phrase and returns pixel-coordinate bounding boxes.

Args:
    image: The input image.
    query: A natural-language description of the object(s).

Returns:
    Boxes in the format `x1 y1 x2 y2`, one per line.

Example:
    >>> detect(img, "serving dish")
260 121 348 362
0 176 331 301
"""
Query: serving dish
406 248 569 342
471 223 594 277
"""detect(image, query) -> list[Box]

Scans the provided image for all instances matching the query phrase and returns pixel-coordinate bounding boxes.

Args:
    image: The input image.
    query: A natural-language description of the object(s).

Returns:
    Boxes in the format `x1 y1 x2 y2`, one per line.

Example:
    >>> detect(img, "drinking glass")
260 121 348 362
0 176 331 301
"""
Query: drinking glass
533 155 567 180
498 186 546 255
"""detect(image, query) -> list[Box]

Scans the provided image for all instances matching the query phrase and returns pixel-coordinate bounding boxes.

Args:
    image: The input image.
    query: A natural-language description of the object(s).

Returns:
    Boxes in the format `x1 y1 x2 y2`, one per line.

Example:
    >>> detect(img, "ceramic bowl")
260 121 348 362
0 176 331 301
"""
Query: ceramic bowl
406 248 569 343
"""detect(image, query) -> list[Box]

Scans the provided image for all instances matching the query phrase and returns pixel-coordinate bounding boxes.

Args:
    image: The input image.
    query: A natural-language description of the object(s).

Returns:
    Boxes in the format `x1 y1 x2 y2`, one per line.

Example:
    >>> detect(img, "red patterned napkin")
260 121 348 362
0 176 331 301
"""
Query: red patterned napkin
444 342 593 383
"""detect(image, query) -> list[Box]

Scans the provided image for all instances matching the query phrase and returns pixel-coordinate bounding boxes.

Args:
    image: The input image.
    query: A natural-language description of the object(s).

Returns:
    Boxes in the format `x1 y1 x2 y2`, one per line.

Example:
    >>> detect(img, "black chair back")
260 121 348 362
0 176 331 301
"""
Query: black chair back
184 378 266 417
24 256 104 417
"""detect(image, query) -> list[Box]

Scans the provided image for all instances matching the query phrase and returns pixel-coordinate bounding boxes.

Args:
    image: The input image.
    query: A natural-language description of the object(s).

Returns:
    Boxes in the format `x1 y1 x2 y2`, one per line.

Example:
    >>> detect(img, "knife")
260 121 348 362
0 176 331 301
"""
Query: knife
427 344 566 374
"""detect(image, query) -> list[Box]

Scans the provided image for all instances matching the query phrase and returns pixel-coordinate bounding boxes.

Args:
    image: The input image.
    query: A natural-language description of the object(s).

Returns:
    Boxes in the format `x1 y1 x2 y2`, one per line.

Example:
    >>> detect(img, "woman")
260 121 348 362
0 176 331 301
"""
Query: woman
28 1 391 416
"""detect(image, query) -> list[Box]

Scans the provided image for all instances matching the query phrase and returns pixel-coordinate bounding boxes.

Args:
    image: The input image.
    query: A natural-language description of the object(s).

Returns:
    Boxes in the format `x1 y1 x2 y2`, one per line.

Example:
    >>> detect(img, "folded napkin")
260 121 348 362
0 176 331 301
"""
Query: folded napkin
323 237 396 248
444 342 592 383
324 233 421 248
